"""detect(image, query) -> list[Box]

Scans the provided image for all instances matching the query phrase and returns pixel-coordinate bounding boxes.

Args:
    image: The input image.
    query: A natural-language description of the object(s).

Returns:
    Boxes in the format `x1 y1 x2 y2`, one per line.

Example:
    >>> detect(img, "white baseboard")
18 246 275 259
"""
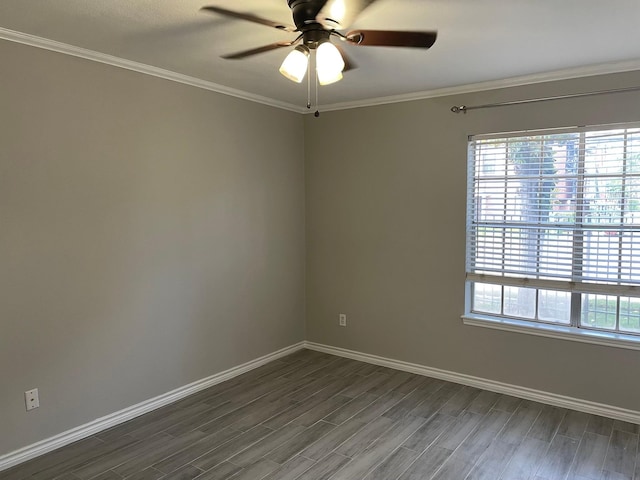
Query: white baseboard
0 342 305 472
4 340 637 472
305 341 640 425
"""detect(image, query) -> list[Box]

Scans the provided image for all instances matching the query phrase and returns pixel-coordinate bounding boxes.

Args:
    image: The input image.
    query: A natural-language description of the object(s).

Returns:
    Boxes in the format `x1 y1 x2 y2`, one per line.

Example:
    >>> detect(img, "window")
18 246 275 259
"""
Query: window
465 124 640 344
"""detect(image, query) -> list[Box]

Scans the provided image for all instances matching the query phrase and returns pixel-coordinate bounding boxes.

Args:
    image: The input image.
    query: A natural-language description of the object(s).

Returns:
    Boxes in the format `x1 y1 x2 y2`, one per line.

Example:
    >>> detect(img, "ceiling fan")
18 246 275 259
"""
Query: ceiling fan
200 0 437 86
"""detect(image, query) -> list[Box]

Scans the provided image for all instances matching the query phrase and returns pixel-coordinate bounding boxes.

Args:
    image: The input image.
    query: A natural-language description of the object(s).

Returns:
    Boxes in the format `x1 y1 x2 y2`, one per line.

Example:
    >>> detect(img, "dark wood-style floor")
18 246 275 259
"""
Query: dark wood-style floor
2 349 639 480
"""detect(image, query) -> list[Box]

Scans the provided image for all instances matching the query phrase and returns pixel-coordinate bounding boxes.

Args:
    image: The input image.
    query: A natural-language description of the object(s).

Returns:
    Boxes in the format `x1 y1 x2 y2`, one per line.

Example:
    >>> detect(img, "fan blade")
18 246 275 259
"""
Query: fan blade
221 41 297 60
346 30 437 48
200 6 297 32
317 0 378 30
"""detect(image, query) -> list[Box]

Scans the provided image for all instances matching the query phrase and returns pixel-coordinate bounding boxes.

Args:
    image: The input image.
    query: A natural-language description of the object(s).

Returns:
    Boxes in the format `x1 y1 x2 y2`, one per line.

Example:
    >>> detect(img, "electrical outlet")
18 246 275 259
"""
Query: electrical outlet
25 388 39 411
339 314 347 327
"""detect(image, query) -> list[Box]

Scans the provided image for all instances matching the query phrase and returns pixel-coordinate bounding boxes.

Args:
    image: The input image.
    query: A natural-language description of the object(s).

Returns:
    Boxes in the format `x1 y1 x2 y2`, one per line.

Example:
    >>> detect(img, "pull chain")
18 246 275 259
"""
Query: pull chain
314 52 320 117
306 56 311 110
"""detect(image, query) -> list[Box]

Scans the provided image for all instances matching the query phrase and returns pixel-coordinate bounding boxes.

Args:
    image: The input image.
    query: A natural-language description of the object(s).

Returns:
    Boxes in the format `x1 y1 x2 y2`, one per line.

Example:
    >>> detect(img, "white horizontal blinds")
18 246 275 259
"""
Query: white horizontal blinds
467 126 640 293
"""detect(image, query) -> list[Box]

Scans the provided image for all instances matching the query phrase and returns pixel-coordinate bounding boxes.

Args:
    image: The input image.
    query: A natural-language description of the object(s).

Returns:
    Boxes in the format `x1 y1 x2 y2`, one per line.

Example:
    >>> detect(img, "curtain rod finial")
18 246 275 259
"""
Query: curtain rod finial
451 105 467 114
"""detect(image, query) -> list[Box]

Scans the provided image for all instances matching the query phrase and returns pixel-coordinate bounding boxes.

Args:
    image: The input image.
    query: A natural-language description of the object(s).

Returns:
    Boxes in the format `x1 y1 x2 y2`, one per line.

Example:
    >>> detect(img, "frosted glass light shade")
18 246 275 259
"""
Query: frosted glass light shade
317 69 343 85
279 46 310 83
316 41 345 85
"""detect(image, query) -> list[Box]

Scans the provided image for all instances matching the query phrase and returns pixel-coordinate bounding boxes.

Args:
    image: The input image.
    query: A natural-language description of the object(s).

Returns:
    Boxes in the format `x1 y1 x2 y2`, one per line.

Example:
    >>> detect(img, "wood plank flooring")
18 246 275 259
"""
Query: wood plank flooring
2 349 638 480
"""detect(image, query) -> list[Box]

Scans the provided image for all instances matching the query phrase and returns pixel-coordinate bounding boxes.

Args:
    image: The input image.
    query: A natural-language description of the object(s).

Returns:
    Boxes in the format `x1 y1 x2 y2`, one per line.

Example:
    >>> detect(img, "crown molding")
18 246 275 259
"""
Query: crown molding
0 27 307 114
315 59 640 113
2 26 639 115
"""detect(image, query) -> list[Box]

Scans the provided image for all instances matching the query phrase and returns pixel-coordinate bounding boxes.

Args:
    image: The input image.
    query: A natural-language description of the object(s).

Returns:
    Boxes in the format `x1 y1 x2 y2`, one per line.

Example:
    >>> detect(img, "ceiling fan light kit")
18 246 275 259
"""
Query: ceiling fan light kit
278 40 345 85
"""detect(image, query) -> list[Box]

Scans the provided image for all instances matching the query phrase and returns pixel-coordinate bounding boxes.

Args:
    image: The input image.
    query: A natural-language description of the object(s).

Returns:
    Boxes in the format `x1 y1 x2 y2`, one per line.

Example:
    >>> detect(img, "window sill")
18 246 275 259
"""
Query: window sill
462 314 640 351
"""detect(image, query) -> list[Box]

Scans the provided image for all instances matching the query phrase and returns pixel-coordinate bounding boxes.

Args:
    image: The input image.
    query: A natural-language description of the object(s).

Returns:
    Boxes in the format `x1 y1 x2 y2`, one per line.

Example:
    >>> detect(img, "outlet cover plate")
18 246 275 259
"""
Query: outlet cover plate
25 388 39 411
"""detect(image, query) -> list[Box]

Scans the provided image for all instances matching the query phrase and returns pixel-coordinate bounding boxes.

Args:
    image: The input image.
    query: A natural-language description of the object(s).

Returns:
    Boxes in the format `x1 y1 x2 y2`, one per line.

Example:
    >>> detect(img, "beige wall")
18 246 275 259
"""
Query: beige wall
0 40 305 455
3 33 640 460
305 70 640 411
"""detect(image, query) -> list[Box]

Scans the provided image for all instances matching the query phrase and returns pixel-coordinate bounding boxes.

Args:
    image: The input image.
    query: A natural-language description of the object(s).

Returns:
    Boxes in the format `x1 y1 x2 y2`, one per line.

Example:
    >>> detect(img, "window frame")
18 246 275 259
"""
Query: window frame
463 122 640 350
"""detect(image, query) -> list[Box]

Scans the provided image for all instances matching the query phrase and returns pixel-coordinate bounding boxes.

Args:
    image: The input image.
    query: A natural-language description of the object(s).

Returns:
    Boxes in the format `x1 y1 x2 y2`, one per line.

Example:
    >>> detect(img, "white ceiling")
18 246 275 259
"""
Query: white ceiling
1 0 640 112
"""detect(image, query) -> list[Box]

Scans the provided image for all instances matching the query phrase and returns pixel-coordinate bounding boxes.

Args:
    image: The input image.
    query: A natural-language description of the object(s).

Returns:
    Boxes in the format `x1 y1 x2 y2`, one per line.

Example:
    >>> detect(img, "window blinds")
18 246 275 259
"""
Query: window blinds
466 125 640 296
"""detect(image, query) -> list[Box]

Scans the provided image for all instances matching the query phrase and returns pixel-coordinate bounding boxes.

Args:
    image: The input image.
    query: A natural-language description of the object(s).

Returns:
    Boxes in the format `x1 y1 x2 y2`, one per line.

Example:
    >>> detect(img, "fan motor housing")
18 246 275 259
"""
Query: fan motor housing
287 0 326 30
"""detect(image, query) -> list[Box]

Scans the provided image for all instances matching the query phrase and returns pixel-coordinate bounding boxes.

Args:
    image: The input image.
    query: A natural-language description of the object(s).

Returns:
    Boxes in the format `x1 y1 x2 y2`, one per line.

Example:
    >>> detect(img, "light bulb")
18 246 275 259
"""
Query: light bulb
316 41 345 86
279 46 310 83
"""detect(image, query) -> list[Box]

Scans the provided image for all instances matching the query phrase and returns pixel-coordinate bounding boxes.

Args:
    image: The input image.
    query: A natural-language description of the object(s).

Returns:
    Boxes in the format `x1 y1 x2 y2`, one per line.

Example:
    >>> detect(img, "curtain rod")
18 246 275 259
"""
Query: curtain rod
450 85 640 114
